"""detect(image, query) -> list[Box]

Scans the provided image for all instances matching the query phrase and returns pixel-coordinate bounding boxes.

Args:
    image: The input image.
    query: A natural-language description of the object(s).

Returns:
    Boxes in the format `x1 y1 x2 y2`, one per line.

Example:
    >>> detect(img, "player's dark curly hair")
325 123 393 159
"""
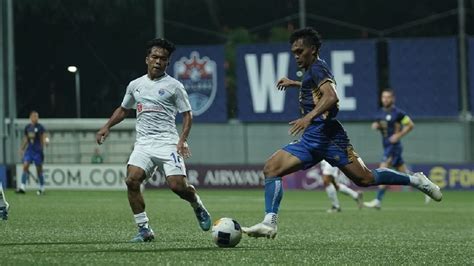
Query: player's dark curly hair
289 27 322 53
146 38 176 57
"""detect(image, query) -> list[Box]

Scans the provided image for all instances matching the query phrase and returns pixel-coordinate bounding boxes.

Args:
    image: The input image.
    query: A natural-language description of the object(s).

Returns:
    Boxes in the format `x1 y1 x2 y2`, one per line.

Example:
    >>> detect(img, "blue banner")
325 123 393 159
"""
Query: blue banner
170 45 227 122
388 37 459 118
236 40 379 122
469 37 474 113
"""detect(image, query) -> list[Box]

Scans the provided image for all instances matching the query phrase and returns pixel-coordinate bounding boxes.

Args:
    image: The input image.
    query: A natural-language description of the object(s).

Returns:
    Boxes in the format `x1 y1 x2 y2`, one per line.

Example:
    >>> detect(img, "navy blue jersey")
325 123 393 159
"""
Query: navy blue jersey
299 58 338 122
375 106 408 147
24 123 45 152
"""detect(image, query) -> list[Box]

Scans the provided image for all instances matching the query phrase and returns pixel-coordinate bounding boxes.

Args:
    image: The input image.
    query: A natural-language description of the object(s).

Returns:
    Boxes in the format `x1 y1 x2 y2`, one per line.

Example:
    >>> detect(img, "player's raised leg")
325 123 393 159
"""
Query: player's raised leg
126 165 155 243
337 182 363 209
340 157 442 201
167 175 211 231
242 149 303 238
0 182 9 220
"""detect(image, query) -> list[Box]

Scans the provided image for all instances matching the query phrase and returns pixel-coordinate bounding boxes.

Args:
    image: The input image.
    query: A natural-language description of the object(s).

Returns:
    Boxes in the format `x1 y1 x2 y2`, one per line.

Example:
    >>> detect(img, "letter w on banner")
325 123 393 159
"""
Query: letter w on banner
237 41 378 122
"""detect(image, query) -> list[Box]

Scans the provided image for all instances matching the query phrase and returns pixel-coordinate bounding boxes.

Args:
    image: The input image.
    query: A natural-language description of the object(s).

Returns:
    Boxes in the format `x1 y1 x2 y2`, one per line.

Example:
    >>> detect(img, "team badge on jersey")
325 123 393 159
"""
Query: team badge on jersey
173 51 217 116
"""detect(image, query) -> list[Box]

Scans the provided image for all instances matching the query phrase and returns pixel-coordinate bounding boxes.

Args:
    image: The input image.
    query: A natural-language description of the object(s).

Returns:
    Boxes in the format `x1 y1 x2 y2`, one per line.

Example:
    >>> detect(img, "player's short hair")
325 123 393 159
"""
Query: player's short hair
381 88 395 95
289 27 322 52
29 110 38 116
146 38 176 58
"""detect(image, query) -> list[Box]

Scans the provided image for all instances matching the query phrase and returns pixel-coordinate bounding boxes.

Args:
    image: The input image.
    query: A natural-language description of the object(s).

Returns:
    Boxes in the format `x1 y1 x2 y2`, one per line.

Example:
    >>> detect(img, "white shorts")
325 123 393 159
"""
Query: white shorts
320 160 339 177
128 142 186 177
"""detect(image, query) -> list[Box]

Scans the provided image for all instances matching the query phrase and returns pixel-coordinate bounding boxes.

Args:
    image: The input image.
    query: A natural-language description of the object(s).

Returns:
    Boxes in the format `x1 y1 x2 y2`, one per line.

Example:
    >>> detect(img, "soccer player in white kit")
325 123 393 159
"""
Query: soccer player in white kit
96 38 211 242
320 160 363 213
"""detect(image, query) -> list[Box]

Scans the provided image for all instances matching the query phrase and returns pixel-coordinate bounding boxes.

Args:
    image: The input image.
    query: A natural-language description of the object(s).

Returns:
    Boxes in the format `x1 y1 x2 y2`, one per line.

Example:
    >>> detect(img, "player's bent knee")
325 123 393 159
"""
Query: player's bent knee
263 162 280 178
125 177 141 191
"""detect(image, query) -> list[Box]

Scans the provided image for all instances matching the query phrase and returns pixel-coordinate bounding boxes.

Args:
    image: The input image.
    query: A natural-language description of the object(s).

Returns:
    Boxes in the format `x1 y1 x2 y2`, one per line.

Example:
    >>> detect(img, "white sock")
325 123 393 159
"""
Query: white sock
338 183 359 199
20 183 26 191
263 212 278 226
190 194 203 209
134 212 149 228
325 184 340 208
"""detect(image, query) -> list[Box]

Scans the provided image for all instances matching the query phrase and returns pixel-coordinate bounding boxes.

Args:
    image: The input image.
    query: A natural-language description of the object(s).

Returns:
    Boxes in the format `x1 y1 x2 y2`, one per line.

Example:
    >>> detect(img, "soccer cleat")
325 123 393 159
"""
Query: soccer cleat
355 191 364 209
0 202 9 221
363 199 381 210
194 206 211 231
412 172 442 202
242 222 277 239
15 189 26 194
130 227 155 243
326 206 341 213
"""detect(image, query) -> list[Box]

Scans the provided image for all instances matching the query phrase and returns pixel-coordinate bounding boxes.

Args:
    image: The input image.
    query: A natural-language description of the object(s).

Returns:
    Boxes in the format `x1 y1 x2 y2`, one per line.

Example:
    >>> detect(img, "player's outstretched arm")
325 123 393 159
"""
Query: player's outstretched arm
96 107 130 145
288 81 338 136
177 111 192 159
277 77 301 90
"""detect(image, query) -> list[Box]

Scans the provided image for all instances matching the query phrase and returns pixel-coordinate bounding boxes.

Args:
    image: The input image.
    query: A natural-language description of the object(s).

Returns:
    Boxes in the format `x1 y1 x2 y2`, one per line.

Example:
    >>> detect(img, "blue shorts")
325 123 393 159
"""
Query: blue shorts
23 151 44 165
381 144 404 167
283 120 358 170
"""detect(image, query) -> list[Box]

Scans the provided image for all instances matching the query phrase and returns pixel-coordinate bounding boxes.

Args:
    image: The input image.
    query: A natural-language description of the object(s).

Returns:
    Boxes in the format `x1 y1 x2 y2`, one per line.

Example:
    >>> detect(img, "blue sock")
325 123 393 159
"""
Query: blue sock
372 168 410 186
264 177 283 214
376 187 386 201
21 172 29 185
38 174 45 187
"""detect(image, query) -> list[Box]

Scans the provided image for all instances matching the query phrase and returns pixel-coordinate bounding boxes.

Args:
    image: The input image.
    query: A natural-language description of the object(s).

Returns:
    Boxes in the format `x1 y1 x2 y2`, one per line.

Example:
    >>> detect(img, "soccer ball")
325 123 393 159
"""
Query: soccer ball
211 217 242 248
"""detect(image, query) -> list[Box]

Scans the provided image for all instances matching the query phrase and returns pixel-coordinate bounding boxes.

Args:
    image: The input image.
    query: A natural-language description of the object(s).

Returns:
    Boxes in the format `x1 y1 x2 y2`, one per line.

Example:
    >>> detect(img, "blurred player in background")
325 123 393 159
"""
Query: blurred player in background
320 160 363 213
17 111 49 195
364 89 417 209
243 27 442 239
96 38 211 243
0 182 9 220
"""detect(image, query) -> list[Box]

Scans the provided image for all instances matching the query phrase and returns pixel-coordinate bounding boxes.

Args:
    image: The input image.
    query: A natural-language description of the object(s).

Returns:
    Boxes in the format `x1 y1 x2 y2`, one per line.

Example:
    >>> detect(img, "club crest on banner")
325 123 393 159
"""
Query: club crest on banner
173 51 217 116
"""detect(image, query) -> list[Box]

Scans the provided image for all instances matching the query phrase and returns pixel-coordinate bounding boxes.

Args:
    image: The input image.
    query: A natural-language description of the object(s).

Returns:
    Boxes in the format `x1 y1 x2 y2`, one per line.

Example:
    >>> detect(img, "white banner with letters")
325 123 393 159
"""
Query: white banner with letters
16 164 127 190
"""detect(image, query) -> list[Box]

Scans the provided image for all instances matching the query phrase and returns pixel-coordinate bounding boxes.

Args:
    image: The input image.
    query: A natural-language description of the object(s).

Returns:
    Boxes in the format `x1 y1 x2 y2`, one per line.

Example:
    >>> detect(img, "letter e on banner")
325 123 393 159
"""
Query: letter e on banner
331 51 356 111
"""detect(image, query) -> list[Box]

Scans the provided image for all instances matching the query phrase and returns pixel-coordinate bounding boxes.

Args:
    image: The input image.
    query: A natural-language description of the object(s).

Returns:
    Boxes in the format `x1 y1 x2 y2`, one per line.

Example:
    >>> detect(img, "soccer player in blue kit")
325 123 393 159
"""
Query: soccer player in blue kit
364 89 417 209
17 111 48 195
242 27 442 238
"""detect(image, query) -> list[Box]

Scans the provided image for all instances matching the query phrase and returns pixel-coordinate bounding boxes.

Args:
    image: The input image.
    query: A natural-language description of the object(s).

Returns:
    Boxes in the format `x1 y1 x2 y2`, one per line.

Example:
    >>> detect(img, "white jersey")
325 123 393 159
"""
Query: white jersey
121 74 191 145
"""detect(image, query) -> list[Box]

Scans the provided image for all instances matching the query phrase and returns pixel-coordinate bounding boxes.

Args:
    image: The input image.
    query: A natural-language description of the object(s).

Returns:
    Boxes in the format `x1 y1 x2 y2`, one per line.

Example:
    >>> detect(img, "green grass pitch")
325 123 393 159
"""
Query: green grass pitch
0 189 472 265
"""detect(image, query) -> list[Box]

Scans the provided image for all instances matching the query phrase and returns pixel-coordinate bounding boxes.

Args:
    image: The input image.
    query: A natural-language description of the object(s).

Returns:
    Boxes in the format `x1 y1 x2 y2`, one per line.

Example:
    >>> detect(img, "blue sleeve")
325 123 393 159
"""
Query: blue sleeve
310 64 333 87
39 124 46 134
396 109 407 122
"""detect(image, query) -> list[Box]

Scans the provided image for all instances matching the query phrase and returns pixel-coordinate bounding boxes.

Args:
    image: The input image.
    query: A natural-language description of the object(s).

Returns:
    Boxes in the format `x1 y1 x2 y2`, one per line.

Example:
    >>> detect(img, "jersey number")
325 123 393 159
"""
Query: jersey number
170 153 182 164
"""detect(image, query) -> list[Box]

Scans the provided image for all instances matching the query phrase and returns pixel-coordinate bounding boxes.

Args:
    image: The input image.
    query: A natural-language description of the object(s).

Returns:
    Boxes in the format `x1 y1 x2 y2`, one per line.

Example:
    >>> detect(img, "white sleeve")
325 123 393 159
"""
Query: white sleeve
121 82 136 109
175 84 192 113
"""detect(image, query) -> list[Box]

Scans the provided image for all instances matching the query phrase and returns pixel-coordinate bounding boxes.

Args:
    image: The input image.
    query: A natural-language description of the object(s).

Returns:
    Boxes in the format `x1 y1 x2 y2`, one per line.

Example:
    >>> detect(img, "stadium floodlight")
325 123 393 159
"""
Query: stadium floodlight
67 66 81 118
67 66 78 73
